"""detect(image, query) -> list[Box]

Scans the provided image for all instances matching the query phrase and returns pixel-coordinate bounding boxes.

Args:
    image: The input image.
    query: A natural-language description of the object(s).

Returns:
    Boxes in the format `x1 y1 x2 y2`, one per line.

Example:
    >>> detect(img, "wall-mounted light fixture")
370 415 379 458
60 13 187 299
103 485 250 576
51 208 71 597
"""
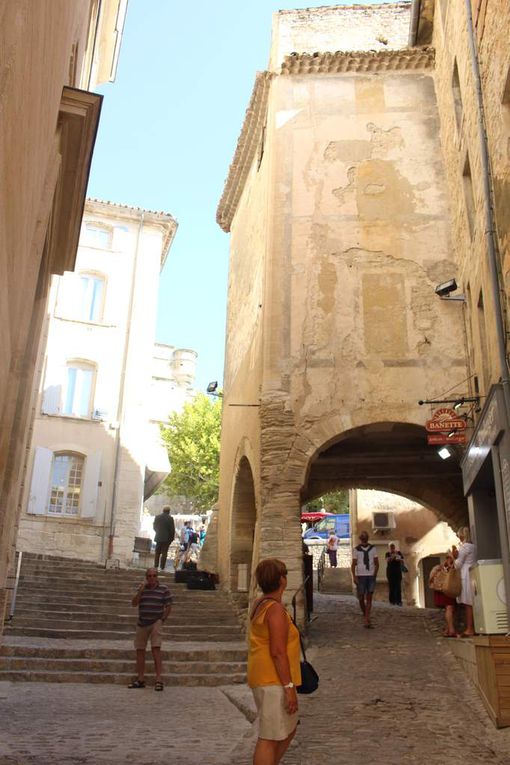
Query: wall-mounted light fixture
435 278 466 302
206 381 223 398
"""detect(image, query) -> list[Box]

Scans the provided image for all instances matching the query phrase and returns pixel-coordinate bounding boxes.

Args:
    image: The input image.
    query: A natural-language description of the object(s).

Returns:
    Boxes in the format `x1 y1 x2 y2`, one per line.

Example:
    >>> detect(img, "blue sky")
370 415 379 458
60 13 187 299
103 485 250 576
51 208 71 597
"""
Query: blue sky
87 0 398 393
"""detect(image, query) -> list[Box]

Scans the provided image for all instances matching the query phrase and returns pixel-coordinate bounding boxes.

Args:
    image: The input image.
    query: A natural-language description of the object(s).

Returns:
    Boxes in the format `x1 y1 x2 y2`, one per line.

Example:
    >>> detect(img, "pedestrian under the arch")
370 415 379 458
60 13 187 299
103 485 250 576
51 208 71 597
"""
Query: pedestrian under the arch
351 531 379 628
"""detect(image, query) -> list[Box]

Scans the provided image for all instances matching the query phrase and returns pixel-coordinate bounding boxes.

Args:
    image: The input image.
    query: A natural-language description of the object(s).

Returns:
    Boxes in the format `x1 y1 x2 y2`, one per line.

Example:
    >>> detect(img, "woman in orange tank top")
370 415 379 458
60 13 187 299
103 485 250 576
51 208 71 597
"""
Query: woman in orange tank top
247 558 301 765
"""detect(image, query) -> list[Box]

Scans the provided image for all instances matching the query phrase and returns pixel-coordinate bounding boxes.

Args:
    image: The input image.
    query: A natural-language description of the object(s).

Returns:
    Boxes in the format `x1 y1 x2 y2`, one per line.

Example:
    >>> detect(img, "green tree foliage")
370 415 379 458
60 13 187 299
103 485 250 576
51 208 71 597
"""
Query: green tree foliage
305 490 350 514
160 393 221 511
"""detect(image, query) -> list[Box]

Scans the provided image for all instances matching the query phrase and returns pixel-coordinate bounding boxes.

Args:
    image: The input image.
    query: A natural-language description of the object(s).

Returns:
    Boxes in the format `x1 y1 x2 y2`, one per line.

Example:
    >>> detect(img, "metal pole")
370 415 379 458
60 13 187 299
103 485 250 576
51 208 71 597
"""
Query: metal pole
8 551 23 620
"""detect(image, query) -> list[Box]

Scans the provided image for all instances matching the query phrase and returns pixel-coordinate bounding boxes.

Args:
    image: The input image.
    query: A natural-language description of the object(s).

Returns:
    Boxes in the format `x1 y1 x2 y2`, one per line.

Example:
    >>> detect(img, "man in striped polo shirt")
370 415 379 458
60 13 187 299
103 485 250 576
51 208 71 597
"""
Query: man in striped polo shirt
129 568 172 691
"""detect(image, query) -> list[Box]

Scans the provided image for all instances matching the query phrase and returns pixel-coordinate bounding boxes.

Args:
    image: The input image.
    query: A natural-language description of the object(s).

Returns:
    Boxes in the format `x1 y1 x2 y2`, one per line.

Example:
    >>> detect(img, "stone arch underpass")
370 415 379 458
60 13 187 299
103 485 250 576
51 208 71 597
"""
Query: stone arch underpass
301 421 468 530
229 455 257 593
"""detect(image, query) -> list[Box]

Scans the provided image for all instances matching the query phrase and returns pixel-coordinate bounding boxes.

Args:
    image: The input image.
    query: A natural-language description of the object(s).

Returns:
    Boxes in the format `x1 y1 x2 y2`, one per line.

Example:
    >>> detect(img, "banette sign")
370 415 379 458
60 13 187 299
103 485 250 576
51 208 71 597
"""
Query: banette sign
426 407 466 445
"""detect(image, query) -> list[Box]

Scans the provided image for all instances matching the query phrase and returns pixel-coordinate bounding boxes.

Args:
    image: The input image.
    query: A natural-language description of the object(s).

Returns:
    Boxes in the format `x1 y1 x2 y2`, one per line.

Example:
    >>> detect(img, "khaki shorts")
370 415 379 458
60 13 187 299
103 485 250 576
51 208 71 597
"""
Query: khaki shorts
252 685 299 741
134 619 163 649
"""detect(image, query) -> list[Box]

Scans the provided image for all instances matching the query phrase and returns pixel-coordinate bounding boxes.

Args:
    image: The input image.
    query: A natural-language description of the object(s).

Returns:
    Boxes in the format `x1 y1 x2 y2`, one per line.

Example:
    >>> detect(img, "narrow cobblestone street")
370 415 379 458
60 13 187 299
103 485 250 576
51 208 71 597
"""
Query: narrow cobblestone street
2 594 510 764
229 594 510 765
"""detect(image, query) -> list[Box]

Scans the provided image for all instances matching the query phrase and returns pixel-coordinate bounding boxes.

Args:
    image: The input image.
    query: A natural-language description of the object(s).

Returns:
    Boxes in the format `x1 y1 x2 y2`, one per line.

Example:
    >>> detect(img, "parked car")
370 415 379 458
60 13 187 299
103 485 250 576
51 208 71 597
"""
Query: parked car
302 513 350 540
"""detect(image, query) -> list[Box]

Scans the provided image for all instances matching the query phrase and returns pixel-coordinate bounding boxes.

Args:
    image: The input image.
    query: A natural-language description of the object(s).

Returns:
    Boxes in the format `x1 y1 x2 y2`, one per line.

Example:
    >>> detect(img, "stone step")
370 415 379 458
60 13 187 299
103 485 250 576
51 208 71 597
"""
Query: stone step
3 626 243 641
10 602 237 623
9 611 240 626
14 592 227 606
19 559 177 571
0 644 246 662
17 574 190 586
0 656 246 674
0 669 246 686
15 579 207 594
6 555 244 683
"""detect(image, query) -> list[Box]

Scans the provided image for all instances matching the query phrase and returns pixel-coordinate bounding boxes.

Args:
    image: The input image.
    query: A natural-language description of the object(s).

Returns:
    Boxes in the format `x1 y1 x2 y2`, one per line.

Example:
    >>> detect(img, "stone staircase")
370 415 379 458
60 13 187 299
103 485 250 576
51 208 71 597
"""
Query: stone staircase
0 554 247 685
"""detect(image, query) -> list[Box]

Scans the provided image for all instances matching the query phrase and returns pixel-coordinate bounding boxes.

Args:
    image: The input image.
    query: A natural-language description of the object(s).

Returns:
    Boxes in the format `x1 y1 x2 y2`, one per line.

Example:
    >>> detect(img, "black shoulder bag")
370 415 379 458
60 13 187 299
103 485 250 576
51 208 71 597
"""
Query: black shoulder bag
291 587 319 695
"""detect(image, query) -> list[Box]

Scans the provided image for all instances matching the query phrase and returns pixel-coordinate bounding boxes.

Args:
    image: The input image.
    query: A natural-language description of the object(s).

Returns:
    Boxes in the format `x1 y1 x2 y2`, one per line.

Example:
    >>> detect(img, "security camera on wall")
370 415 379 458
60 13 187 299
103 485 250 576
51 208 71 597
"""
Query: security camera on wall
435 279 465 301
435 278 458 297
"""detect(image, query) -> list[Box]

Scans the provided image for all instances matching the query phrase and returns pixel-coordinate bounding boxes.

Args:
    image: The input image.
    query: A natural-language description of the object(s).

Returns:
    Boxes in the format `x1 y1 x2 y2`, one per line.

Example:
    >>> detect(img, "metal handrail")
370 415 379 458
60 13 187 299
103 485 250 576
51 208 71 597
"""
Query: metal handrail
317 546 326 592
7 550 23 621
291 575 310 624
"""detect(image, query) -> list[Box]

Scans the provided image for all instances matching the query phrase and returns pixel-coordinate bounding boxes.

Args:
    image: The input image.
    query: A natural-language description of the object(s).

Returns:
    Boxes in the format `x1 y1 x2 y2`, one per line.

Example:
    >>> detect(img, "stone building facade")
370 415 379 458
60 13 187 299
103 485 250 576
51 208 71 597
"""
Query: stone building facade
215 1 510 617
216 2 473 612
14 200 177 565
412 0 510 611
0 0 127 624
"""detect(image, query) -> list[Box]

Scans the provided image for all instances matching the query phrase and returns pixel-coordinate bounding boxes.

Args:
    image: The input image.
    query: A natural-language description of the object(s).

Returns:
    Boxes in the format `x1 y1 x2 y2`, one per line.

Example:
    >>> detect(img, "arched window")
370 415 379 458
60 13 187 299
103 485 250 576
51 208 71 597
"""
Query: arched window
78 272 105 321
48 452 84 516
62 361 95 417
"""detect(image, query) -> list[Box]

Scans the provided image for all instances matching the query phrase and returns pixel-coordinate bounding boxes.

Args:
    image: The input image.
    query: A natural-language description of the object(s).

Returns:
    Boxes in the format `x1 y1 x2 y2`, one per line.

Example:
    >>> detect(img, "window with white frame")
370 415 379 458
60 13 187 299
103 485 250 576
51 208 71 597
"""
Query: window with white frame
62 362 95 417
27 447 101 518
83 223 112 249
78 273 105 321
48 453 84 516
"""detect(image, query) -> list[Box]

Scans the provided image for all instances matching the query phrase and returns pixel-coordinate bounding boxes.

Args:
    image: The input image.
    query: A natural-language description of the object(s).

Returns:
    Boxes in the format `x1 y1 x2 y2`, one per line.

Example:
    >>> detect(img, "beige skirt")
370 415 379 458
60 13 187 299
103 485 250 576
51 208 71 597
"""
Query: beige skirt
252 685 299 741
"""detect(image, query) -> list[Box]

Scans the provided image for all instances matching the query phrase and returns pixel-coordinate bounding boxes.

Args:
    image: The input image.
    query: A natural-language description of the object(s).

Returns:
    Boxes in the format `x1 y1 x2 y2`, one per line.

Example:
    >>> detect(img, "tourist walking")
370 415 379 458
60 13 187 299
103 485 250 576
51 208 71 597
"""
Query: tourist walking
153 506 175 572
351 531 379 628
385 543 404 606
129 568 172 691
326 530 340 568
248 558 301 765
429 552 457 637
453 527 477 637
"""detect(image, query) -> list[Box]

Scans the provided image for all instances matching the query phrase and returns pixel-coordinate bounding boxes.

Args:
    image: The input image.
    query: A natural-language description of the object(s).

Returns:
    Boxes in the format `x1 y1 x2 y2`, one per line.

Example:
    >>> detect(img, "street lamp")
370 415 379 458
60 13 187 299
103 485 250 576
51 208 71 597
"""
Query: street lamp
206 381 223 398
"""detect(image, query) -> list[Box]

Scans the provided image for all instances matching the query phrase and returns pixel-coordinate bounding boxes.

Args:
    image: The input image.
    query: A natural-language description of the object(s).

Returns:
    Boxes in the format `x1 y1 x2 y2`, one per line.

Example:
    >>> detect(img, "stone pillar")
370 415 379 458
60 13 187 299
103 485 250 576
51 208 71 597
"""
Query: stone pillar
258 396 306 622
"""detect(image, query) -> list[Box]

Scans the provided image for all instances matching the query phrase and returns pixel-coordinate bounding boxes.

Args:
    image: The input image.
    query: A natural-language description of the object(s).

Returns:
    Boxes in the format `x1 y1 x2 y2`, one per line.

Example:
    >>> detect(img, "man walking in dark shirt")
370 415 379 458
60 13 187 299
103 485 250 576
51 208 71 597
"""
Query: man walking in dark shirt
128 568 172 691
153 505 175 572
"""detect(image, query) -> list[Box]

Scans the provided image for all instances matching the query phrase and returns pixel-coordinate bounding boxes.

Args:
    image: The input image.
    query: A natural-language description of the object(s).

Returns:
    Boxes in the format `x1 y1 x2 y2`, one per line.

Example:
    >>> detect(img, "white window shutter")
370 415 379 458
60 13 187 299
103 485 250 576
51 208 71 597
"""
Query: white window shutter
81 451 101 518
54 272 83 319
41 359 64 415
27 447 53 515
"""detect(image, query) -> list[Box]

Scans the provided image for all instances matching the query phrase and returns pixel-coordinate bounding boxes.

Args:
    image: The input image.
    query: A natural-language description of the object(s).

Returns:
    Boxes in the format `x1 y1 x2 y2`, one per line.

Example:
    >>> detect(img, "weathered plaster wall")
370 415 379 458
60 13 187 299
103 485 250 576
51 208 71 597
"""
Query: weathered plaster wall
0 0 95 628
218 4 471 613
267 68 465 427
217 103 272 586
355 489 459 606
431 0 510 394
269 3 412 70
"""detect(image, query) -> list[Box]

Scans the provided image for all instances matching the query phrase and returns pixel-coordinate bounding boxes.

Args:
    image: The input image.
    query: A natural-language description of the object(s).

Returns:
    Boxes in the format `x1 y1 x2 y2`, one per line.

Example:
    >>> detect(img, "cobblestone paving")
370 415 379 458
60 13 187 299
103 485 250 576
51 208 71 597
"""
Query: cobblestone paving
0 683 252 765
2 594 510 764
229 594 510 765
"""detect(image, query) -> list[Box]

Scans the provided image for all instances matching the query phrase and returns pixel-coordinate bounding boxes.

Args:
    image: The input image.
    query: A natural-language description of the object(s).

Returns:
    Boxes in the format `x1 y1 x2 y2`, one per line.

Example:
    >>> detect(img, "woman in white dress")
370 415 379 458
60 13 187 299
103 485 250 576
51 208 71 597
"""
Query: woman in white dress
453 526 477 637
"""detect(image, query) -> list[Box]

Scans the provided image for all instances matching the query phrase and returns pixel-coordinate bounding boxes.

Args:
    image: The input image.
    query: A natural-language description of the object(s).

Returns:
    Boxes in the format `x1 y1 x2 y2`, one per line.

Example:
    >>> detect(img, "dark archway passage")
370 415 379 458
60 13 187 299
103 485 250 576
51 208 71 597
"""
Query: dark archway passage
302 422 468 528
230 456 257 592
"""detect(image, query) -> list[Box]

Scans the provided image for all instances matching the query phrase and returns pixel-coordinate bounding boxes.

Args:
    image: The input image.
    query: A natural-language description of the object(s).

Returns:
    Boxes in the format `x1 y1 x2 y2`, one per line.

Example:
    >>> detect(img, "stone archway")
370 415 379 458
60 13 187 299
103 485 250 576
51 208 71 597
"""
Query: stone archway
302 421 468 529
230 456 257 593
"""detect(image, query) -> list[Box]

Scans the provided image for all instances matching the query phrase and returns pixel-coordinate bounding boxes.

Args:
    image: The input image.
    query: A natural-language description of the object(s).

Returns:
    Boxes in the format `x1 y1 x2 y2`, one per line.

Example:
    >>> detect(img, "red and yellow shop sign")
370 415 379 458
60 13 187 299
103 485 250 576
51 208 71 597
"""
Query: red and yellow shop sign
426 407 467 445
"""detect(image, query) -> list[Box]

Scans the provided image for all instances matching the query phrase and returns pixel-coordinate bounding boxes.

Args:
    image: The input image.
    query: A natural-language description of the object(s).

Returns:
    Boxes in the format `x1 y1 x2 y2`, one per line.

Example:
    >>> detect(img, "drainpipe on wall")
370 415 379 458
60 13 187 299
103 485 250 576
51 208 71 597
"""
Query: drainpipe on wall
106 212 145 559
464 0 510 621
464 0 509 396
408 0 422 47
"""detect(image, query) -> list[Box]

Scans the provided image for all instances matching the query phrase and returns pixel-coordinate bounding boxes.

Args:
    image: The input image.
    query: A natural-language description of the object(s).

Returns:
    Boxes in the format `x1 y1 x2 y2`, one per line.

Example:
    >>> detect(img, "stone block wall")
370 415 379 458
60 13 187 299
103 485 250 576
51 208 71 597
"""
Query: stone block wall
270 3 412 69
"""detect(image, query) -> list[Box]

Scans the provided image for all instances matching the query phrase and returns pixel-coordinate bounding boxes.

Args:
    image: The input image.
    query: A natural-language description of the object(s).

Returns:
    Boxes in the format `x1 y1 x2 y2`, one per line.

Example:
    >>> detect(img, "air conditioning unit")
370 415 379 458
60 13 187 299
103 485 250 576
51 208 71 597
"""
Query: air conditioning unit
471 559 508 634
92 408 108 421
372 511 396 531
